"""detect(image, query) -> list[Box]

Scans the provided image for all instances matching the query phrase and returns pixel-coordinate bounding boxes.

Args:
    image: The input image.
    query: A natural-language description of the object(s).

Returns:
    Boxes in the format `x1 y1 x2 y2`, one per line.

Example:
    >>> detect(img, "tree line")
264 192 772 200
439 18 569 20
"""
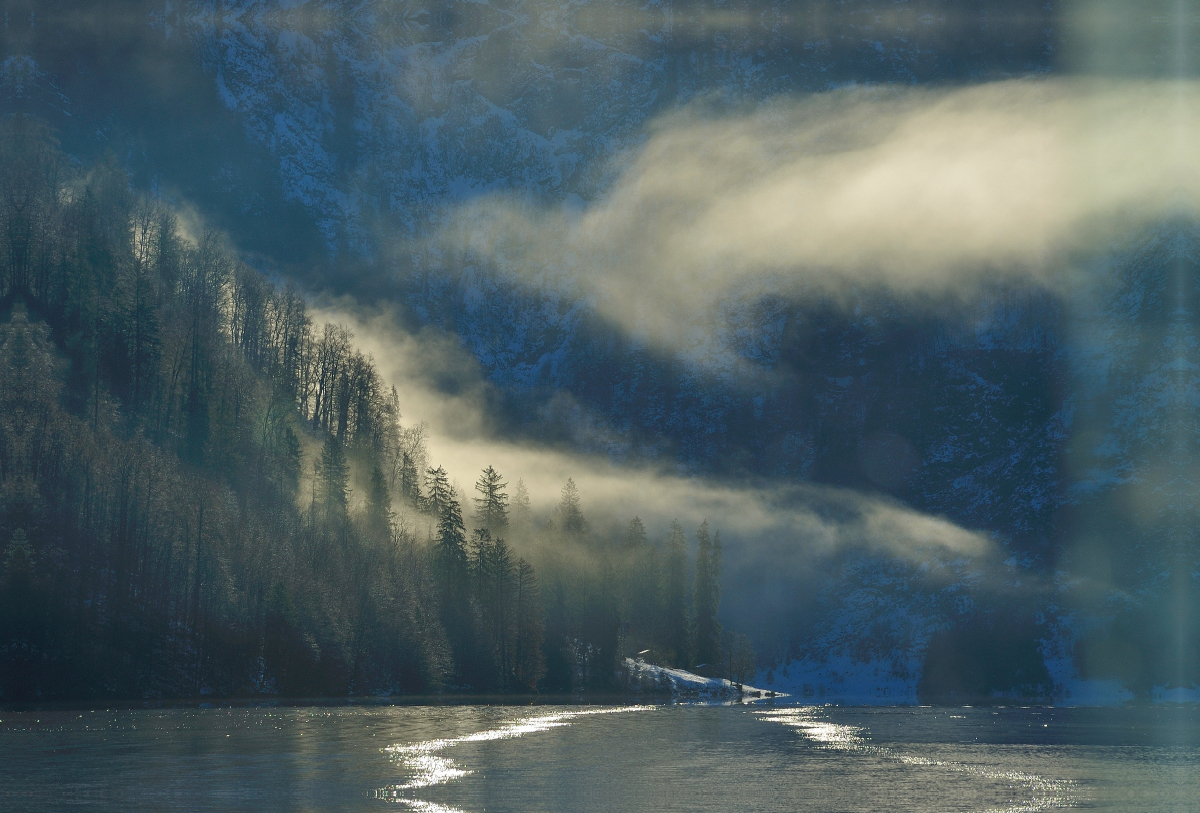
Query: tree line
0 115 748 700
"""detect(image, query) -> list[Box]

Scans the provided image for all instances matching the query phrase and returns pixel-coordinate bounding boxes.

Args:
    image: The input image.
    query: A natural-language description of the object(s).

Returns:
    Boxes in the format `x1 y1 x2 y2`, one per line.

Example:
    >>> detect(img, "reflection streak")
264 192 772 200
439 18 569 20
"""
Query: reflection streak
377 706 654 810
760 708 1080 812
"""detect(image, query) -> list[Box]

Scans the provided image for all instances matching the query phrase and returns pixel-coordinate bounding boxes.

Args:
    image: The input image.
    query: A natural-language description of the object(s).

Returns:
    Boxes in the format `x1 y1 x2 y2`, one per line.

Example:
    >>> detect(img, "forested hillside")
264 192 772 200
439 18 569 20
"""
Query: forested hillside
0 115 735 701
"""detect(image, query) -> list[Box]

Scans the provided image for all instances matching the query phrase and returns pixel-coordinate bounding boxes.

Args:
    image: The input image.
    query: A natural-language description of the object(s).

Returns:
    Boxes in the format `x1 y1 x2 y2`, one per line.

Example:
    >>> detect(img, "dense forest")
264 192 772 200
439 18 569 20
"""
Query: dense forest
0 115 752 701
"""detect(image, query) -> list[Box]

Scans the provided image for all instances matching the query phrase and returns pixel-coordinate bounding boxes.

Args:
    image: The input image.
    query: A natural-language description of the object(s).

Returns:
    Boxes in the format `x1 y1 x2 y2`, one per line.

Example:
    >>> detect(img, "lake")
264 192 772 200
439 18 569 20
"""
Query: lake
1 702 1198 812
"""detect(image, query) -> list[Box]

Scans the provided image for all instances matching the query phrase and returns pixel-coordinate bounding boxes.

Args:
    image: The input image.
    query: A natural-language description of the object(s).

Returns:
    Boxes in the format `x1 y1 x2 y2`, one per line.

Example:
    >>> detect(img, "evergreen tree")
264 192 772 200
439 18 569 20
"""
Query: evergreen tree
423 466 452 518
721 630 755 685
126 201 163 420
625 516 647 549
662 519 691 667
365 465 392 544
557 478 587 537
473 530 516 689
473 465 509 536
513 557 545 690
436 487 468 579
510 478 532 534
632 532 663 651
692 520 722 671
272 424 302 497
398 452 421 508
315 435 350 520
434 485 473 684
470 527 495 610
621 516 658 653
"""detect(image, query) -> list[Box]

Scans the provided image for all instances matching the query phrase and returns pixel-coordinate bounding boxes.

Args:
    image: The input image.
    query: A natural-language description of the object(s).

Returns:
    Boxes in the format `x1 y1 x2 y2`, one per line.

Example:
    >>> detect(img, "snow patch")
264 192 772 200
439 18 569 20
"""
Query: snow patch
1041 654 1134 706
622 658 782 703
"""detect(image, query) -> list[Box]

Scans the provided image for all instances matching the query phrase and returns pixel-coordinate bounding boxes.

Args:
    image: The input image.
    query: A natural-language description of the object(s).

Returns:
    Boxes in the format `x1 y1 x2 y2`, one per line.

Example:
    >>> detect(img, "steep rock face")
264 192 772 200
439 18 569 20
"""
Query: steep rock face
1055 225 1200 694
2 0 1062 498
171 0 1054 249
161 0 1067 512
768 225 1200 702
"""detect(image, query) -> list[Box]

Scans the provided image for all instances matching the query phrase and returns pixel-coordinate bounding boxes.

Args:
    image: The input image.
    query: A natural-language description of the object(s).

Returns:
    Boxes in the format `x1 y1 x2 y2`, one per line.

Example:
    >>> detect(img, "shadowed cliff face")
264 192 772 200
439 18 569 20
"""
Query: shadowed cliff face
1 0 1060 261
1058 225 1200 693
0 1 1077 496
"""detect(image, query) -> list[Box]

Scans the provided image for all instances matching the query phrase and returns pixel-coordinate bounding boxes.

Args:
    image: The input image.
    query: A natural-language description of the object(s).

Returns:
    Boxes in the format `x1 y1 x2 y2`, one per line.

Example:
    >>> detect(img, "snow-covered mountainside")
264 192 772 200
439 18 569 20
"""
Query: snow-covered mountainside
155 0 1060 476
758 225 1200 704
170 0 1053 251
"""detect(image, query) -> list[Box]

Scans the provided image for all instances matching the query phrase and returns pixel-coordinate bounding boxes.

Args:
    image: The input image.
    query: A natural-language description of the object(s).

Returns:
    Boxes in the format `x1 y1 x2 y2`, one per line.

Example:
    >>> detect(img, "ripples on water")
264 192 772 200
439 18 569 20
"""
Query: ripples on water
2 703 1199 811
760 708 1079 812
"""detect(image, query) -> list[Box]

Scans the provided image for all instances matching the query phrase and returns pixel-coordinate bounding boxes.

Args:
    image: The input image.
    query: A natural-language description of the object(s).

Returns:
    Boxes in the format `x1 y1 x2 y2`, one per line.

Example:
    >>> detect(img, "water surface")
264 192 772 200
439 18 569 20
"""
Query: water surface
2 703 1198 812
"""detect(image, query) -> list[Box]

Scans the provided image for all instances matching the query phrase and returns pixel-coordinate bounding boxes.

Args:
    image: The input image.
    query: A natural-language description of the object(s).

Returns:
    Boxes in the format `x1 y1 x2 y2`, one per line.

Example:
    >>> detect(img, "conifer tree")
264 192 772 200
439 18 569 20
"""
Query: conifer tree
662 519 691 667
479 532 515 688
365 465 392 544
510 478 532 534
435 485 473 684
470 527 495 609
473 465 509 536
625 516 647 549
557 477 587 537
692 520 722 671
315 435 350 520
513 557 545 690
268 422 302 498
633 529 663 651
423 466 452 518
721 631 755 685
620 516 656 650
398 452 421 508
436 486 468 579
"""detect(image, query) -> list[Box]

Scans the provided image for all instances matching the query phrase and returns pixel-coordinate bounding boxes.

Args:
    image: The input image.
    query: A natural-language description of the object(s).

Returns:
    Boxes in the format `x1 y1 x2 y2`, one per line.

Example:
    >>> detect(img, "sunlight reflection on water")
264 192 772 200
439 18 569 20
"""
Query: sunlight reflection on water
5 704 1198 811
377 706 655 809
759 707 1079 812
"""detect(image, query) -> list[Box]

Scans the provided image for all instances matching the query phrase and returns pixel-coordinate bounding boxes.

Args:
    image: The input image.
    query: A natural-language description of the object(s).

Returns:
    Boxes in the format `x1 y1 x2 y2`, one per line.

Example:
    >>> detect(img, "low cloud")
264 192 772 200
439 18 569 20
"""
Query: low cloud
431 79 1199 346
317 302 991 567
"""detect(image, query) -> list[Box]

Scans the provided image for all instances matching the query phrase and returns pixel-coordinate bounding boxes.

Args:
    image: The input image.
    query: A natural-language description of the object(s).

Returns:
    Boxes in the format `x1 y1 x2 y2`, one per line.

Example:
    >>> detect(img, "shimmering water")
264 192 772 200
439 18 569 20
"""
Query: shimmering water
2 703 1198 812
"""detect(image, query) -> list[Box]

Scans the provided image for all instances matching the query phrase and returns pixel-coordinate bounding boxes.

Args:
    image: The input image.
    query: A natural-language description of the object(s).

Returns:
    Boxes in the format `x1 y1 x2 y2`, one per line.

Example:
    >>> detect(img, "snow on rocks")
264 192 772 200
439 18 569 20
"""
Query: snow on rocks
621 658 783 704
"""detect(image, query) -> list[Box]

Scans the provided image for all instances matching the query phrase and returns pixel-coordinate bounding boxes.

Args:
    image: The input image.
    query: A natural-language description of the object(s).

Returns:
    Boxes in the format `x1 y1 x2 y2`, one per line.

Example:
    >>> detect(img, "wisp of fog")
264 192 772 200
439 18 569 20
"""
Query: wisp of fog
429 79 1199 349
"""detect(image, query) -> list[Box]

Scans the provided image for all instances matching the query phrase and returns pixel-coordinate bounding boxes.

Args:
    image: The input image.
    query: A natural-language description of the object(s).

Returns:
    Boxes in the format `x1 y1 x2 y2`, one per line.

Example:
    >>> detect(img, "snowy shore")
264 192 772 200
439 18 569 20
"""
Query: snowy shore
620 658 785 704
